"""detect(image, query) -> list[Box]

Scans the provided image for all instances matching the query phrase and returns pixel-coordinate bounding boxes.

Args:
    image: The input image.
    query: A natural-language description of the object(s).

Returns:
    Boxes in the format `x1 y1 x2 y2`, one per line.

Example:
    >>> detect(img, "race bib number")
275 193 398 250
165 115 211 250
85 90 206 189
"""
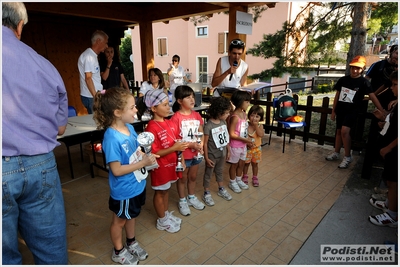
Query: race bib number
180 120 200 142
338 86 356 103
211 125 229 149
239 121 248 138
129 147 148 183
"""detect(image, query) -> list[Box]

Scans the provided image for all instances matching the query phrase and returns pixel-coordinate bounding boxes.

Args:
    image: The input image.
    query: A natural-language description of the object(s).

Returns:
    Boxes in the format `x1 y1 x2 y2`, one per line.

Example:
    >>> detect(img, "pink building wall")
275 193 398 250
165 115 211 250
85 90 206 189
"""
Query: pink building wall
131 2 313 90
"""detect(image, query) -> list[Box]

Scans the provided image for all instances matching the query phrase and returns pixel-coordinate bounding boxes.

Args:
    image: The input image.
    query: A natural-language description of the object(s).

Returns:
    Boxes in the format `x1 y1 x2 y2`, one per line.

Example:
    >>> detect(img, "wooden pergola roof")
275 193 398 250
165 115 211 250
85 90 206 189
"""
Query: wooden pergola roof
23 2 277 87
24 2 276 29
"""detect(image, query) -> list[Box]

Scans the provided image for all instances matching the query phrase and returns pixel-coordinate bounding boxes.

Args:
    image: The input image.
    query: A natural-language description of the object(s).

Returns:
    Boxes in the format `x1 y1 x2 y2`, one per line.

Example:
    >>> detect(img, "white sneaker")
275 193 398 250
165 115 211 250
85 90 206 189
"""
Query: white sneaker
338 156 353 169
217 188 232 201
167 210 182 224
156 217 180 233
326 152 340 161
236 179 249 190
229 181 242 193
178 200 191 216
125 241 148 261
111 247 139 265
187 196 206 210
202 194 215 206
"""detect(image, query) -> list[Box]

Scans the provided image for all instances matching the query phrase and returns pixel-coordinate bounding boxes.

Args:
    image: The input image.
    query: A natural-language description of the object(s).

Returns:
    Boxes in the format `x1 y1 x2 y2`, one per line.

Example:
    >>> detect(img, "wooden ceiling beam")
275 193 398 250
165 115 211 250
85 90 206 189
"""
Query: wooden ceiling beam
143 3 228 23
24 3 144 27
24 2 276 27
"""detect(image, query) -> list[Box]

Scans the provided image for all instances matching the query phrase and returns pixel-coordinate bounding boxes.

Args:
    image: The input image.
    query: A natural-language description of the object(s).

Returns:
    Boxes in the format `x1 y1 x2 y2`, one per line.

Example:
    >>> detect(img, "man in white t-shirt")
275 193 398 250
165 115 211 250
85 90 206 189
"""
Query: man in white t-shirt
78 30 108 114
167 54 191 103
211 39 249 94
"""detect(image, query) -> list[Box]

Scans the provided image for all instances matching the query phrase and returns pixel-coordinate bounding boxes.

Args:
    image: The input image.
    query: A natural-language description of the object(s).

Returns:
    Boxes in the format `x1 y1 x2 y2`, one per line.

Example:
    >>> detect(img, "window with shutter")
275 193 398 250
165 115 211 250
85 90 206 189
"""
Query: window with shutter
157 38 167 56
218 32 229 54
218 33 224 54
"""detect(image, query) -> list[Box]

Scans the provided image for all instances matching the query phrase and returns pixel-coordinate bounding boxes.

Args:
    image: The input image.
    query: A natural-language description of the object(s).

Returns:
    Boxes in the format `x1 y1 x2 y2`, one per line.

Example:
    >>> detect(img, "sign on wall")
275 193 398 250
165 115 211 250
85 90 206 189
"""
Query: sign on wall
236 11 253 34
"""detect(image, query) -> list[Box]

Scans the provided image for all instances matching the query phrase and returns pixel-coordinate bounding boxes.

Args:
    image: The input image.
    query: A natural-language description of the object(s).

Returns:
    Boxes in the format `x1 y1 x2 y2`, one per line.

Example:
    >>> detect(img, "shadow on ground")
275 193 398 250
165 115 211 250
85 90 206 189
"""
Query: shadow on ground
290 151 398 265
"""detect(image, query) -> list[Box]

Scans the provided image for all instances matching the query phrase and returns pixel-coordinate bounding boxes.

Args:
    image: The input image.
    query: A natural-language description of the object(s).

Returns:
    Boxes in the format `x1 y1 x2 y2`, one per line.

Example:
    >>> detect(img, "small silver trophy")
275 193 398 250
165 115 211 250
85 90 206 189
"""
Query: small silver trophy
193 132 204 160
137 132 159 171
175 139 185 172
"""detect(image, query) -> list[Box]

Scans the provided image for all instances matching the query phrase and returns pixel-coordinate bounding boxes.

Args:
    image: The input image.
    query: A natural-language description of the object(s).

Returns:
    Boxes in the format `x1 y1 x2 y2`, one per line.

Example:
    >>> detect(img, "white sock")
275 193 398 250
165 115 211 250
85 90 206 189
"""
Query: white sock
236 176 242 182
180 197 187 202
160 215 168 223
188 194 195 199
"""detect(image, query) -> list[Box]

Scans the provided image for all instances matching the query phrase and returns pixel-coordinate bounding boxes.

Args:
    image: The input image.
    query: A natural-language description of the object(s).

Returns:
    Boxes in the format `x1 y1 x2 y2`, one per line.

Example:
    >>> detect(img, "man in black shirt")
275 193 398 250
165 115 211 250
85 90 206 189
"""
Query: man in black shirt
366 45 398 109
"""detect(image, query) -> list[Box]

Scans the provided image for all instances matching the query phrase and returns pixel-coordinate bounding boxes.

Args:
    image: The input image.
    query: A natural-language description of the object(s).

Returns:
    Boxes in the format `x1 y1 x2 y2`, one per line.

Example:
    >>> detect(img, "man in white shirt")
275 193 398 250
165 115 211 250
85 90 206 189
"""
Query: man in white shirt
78 30 109 114
167 54 191 103
211 39 249 91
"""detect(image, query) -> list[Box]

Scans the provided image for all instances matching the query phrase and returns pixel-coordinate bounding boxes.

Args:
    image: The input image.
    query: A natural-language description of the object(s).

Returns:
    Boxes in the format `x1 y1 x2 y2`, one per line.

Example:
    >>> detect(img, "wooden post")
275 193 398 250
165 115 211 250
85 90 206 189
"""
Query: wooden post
139 20 154 81
228 3 248 61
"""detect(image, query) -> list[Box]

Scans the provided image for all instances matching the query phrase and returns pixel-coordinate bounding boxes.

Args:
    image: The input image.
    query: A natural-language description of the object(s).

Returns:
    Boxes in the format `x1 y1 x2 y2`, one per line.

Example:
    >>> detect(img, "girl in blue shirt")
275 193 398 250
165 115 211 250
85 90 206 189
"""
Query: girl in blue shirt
93 87 158 265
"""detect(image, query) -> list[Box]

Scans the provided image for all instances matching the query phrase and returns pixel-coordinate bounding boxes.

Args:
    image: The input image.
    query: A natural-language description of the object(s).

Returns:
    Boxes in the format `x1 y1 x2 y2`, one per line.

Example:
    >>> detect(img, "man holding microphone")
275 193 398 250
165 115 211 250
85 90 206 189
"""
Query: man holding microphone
211 38 249 92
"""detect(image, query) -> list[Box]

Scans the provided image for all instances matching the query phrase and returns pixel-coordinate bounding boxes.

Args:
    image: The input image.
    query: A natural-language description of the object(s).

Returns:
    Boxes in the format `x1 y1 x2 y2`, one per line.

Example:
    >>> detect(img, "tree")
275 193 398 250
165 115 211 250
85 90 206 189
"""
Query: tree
369 2 398 40
346 2 368 75
119 35 134 82
190 4 270 26
247 2 398 80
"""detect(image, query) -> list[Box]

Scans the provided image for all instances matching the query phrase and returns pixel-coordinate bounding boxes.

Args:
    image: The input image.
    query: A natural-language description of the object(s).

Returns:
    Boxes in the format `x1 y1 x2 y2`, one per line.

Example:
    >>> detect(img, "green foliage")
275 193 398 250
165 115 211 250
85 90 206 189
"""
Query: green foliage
119 36 133 81
369 2 398 38
247 2 398 80
317 82 335 94
190 4 271 26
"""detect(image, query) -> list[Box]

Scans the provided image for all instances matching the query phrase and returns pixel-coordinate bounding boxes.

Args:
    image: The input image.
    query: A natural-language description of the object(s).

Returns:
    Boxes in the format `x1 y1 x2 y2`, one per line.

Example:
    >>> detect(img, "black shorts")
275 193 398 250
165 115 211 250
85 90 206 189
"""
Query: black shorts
382 148 398 182
109 189 146 219
336 112 357 129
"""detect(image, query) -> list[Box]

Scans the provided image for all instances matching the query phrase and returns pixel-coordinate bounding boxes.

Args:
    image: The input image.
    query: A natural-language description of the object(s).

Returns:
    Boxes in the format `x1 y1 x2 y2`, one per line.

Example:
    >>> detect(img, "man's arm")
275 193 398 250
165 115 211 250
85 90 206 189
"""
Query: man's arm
240 66 249 87
85 72 97 97
211 58 230 87
167 65 174 76
58 125 67 135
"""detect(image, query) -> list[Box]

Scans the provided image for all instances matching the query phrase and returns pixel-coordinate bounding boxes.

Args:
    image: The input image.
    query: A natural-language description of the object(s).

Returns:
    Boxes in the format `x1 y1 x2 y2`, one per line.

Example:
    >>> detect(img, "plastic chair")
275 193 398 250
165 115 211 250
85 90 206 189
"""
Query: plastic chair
268 98 306 153
68 105 77 117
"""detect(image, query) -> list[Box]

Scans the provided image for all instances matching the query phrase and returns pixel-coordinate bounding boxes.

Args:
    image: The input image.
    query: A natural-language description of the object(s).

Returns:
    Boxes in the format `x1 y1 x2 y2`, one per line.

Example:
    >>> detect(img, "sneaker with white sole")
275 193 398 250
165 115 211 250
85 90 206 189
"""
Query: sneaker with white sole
126 241 148 261
156 217 180 233
370 197 389 212
167 210 182 224
236 179 249 190
326 152 340 161
112 247 139 265
187 196 206 210
371 193 387 201
178 200 191 216
217 188 232 201
338 156 353 169
229 181 241 193
369 212 398 228
202 194 215 206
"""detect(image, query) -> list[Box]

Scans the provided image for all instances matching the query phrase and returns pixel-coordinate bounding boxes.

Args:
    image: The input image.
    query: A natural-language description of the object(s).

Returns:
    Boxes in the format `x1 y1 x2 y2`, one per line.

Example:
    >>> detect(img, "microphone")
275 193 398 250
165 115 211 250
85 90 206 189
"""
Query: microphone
229 61 238 81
